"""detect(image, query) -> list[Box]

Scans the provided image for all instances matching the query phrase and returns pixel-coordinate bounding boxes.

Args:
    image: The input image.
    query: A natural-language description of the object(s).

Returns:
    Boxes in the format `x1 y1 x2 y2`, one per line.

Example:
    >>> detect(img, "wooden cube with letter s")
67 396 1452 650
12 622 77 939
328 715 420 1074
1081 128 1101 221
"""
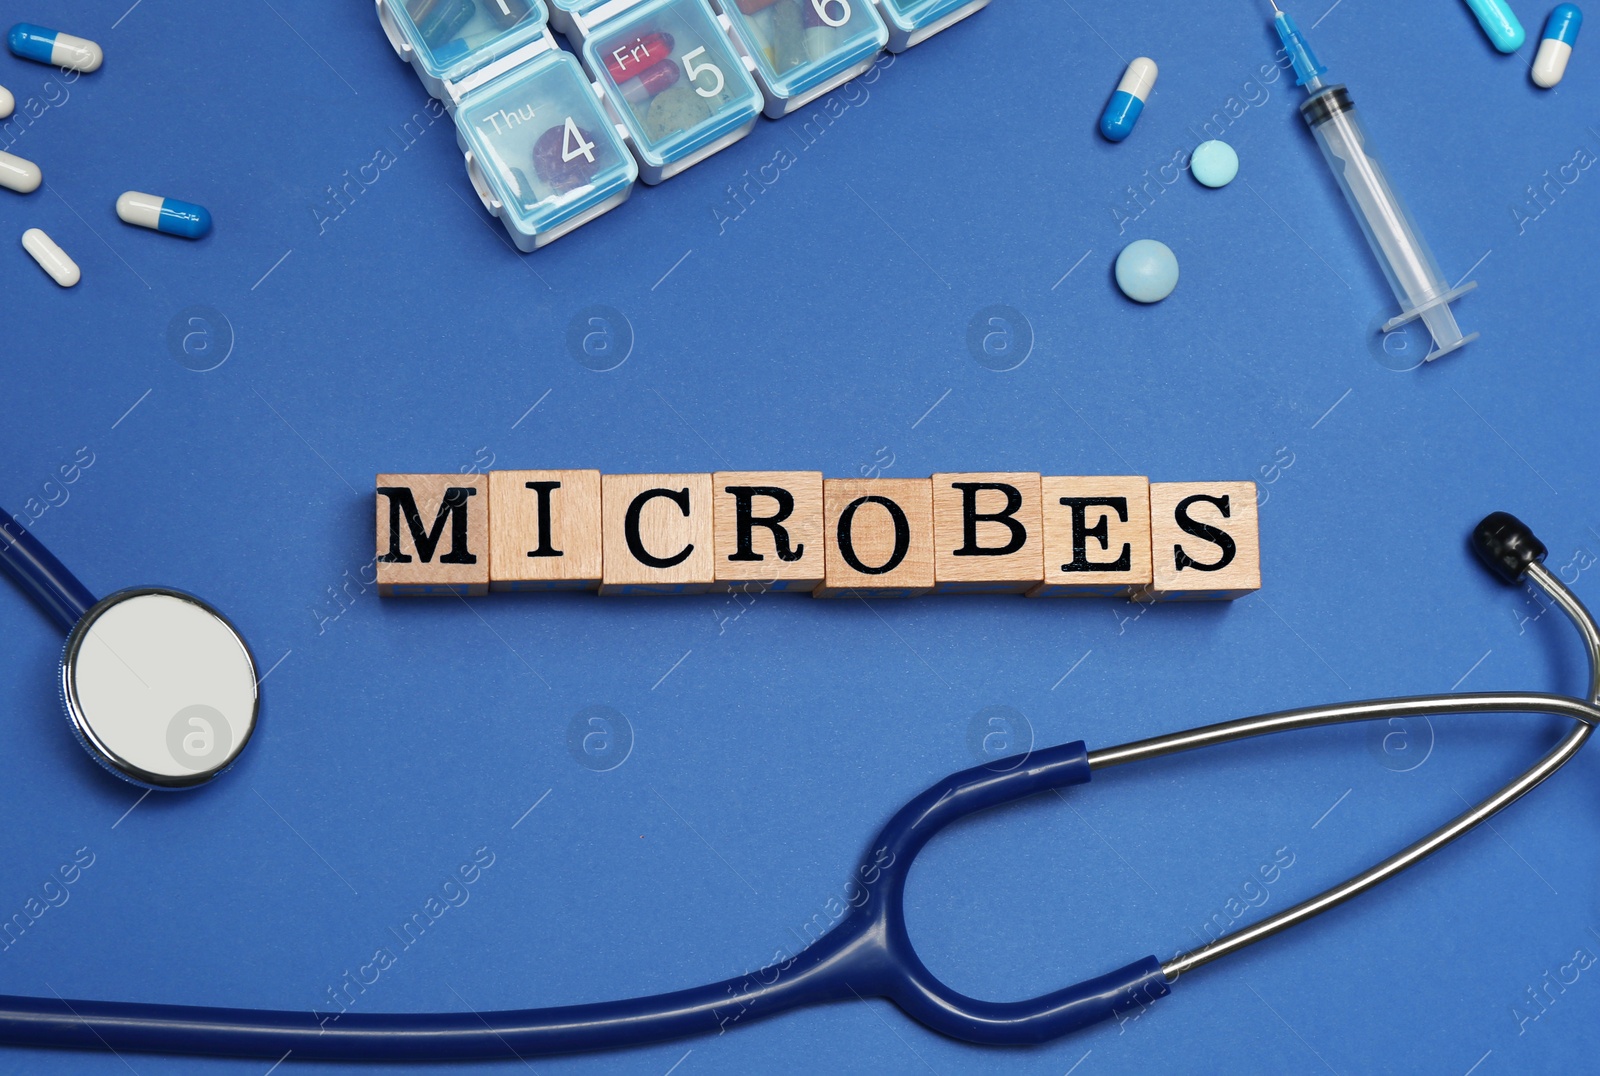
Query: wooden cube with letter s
1141 481 1261 601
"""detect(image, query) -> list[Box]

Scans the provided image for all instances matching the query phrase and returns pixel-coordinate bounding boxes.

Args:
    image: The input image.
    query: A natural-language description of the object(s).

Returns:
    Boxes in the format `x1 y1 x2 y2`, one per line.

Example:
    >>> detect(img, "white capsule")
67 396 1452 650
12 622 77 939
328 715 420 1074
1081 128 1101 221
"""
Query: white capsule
116 191 164 230
22 228 79 287
0 84 13 119
0 150 41 193
53 33 101 72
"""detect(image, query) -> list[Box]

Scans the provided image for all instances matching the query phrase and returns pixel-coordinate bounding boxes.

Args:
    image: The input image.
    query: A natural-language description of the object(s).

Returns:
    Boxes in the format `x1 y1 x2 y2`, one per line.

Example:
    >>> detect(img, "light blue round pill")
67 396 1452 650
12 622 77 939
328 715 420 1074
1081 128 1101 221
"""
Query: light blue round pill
1115 240 1179 304
1191 140 1239 188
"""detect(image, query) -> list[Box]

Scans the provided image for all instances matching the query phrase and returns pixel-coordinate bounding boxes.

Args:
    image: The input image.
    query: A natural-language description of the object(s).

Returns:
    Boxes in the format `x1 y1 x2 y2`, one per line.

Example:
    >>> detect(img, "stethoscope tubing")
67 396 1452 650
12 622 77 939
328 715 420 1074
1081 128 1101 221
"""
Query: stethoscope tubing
0 520 1595 1060
0 507 96 633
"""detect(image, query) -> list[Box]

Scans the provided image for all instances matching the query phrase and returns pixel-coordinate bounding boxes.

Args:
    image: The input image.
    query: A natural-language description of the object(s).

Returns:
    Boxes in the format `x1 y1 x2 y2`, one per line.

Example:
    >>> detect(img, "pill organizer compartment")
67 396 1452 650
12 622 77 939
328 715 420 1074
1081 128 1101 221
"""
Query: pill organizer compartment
377 0 552 100
454 47 637 249
582 0 762 183
548 0 607 37
873 0 986 51
716 0 887 117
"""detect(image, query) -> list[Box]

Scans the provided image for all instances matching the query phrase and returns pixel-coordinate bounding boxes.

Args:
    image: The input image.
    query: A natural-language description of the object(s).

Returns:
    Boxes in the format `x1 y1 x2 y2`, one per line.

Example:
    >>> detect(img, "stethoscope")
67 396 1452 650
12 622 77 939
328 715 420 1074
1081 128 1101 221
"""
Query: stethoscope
0 510 1594 1061
0 506 258 789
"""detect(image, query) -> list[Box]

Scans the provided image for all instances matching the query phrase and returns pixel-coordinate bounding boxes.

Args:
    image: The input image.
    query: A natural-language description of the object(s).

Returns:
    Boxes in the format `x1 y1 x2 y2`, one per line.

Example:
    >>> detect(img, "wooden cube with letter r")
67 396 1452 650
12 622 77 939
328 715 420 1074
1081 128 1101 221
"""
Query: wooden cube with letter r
376 474 490 596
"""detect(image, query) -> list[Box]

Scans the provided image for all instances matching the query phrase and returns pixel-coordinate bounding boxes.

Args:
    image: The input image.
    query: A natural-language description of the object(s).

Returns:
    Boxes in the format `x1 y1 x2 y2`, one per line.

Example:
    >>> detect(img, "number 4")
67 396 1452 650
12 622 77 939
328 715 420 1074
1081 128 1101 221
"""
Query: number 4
561 116 595 164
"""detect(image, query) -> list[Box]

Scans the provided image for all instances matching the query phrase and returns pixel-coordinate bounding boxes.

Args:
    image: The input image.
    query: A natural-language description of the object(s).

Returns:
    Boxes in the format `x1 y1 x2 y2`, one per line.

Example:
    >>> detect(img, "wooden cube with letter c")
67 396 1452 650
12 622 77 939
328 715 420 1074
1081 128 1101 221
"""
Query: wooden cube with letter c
489 469 602 592
712 471 825 593
599 474 715 595
375 473 491 596
1142 481 1261 601
815 479 935 598
931 472 1044 594
1029 476 1152 598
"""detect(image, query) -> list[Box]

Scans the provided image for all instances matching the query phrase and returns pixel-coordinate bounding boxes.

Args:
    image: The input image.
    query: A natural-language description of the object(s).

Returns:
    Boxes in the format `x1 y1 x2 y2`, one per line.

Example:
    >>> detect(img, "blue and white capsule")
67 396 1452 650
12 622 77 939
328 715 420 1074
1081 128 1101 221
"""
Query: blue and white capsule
1099 57 1157 142
1534 4 1582 87
116 192 213 239
7 24 102 73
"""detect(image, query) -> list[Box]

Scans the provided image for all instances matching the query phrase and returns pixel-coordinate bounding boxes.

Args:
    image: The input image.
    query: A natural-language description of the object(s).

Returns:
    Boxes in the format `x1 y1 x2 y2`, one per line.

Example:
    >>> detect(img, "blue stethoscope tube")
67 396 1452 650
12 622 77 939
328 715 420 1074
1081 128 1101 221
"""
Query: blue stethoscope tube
0 507 96 632
0 513 1596 1061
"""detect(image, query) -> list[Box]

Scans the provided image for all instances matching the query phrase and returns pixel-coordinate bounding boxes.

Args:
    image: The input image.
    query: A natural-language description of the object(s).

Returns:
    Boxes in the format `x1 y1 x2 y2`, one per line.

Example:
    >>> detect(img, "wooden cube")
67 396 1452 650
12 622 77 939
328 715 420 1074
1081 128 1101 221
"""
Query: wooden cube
1142 481 1261 601
599 473 715 595
376 473 490 596
815 479 935 598
931 472 1044 594
711 471 825 593
489 470 602 592
1029 476 1152 598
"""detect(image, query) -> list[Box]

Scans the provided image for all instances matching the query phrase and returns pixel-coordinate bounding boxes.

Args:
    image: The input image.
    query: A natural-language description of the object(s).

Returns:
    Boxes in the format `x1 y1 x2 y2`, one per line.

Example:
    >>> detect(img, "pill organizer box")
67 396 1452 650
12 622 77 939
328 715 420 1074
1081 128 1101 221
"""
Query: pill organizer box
377 0 554 99
377 0 994 246
713 0 889 118
581 0 763 182
377 0 637 249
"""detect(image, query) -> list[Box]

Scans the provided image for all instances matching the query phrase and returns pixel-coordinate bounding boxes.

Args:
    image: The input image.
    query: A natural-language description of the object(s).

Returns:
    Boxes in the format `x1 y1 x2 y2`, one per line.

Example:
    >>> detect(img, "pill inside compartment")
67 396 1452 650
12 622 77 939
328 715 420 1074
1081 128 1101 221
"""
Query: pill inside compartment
398 0 550 76
719 0 887 116
455 50 636 249
585 0 762 182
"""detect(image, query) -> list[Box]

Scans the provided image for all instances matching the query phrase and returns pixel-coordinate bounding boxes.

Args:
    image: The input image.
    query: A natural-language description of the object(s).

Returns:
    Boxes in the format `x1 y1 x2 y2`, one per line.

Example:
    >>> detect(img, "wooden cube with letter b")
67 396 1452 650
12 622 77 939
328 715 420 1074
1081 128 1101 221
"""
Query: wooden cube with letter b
376 473 490 596
931 472 1044 593
599 473 714 595
815 479 935 598
712 471 825 593
489 469 602 591
1029 476 1152 598
1143 481 1261 601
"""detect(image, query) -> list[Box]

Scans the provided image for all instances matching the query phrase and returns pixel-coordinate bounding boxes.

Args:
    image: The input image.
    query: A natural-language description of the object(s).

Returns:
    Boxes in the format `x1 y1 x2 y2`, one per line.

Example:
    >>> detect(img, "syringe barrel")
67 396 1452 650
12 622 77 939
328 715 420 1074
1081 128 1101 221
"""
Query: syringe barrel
1301 86 1452 316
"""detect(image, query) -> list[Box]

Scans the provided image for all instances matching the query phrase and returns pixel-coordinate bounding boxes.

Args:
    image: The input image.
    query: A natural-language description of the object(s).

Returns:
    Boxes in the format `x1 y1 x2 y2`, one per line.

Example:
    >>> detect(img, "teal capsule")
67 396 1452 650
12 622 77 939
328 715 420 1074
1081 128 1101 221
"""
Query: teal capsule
1463 0 1526 52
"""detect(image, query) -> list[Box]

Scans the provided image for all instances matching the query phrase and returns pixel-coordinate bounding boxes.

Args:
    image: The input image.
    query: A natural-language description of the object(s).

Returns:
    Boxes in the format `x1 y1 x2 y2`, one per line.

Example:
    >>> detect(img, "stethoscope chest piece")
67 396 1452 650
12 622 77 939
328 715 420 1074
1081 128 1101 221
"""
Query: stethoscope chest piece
61 588 258 790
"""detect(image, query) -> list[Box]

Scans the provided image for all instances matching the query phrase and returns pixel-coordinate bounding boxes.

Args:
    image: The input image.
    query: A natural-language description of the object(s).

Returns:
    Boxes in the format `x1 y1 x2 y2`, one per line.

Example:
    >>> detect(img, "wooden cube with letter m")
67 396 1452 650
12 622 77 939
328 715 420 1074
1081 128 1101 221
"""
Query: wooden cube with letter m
376 474 491 596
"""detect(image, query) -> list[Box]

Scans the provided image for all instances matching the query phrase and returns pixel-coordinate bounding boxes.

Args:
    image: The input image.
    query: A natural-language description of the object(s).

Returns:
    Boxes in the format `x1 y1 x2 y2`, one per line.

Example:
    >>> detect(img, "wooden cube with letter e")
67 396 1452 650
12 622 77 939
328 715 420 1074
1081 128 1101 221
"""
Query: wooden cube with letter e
1143 481 1261 601
931 472 1044 594
375 473 490 596
489 469 602 591
712 471 825 593
1030 476 1152 598
816 479 935 598
600 474 715 595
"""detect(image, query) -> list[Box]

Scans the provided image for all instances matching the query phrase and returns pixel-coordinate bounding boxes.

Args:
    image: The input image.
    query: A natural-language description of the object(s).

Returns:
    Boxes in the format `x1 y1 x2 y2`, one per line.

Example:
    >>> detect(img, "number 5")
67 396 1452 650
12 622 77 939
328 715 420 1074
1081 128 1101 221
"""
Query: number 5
681 46 724 98
811 0 849 26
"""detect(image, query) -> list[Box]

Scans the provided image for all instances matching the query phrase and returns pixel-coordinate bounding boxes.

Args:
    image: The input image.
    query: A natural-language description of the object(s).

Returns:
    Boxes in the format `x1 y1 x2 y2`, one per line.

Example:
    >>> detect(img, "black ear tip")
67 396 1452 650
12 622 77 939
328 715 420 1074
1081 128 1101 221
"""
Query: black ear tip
1472 512 1547 584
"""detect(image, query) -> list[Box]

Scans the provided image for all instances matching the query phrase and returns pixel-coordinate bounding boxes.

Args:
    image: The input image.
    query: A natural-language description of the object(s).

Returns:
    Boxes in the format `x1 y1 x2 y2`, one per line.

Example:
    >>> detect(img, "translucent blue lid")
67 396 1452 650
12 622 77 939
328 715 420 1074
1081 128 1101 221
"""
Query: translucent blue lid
720 0 887 99
583 0 762 170
456 51 636 242
387 0 552 82
877 0 972 33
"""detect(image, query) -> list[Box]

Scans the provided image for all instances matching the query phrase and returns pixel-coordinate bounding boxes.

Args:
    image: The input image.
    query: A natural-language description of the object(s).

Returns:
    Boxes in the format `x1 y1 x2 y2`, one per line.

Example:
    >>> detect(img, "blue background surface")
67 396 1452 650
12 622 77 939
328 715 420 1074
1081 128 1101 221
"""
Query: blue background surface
3 0 1599 1072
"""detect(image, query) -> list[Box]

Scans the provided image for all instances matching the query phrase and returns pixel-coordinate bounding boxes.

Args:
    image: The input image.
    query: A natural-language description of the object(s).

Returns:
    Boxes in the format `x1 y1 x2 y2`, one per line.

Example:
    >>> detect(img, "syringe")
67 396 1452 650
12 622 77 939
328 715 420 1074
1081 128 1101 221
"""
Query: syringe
1271 3 1477 361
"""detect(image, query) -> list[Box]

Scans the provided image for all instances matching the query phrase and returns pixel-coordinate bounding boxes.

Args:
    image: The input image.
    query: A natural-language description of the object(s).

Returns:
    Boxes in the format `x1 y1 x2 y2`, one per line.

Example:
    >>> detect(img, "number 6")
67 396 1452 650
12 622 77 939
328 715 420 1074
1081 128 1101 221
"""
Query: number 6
681 45 724 98
811 0 849 26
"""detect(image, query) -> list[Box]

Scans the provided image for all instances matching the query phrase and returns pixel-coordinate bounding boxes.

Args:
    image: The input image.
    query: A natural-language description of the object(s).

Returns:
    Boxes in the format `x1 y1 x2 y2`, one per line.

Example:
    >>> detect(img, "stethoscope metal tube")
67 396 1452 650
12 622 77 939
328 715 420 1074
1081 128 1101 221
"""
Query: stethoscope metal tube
0 512 1594 1061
